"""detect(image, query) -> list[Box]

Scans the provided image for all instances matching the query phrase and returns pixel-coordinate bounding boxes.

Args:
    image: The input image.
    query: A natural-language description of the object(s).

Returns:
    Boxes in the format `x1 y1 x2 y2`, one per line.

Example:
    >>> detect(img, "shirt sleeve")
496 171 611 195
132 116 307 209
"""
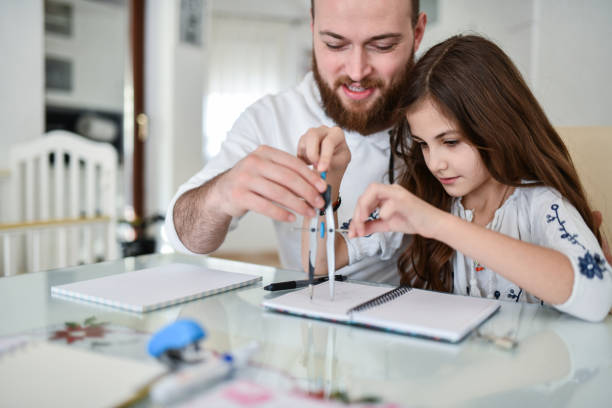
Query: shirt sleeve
163 106 265 254
343 230 405 265
529 188 612 321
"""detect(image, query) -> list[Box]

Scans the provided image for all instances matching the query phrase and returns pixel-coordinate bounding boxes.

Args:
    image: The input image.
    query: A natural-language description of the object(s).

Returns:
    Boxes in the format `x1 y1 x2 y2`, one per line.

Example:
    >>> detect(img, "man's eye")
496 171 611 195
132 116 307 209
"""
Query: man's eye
325 43 345 50
370 43 396 52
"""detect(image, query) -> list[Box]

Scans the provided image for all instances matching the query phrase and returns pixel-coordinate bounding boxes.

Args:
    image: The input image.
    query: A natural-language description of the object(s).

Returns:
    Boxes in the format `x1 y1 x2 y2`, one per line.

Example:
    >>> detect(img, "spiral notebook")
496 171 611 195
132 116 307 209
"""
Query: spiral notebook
51 263 262 312
262 281 500 343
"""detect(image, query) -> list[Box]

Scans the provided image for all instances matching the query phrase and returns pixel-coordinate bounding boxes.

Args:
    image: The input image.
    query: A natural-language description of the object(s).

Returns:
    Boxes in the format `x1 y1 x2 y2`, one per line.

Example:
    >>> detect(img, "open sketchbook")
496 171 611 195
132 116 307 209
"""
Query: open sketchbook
263 281 500 343
52 263 261 312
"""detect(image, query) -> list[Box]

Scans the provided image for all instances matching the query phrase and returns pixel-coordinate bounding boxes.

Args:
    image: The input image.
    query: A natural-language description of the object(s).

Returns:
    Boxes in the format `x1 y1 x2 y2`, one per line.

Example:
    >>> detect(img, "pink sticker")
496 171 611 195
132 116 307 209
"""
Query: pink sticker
221 381 274 406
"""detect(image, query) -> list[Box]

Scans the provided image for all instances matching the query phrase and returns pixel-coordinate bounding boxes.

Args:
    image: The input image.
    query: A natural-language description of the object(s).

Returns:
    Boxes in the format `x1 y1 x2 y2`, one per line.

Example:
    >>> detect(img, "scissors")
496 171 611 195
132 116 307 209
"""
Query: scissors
307 171 335 300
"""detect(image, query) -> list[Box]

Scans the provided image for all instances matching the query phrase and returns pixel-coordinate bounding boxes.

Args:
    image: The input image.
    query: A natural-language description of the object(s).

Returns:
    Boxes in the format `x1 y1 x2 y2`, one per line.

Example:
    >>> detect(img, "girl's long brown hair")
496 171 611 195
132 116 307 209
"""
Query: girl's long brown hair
390 34 601 292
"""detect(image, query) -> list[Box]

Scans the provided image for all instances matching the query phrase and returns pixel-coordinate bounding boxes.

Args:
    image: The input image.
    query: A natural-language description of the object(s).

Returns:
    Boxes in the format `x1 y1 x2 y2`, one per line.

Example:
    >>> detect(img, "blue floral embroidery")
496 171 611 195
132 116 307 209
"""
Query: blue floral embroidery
340 220 351 231
506 288 522 302
546 204 607 279
578 252 607 279
546 204 584 249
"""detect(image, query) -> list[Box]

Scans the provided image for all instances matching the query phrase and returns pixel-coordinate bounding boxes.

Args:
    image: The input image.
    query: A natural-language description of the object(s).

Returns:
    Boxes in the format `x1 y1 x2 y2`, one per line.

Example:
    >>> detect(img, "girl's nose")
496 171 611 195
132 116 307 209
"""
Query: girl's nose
426 148 448 173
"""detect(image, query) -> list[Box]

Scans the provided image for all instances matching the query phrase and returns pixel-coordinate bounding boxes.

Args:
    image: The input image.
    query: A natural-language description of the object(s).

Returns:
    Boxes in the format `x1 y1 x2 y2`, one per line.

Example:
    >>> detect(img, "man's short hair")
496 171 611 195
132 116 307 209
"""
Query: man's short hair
310 0 420 27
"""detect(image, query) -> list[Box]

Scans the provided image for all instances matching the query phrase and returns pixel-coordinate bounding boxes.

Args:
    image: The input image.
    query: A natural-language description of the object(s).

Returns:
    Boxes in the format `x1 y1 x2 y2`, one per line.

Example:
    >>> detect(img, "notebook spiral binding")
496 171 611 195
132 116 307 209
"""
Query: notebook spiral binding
347 286 412 314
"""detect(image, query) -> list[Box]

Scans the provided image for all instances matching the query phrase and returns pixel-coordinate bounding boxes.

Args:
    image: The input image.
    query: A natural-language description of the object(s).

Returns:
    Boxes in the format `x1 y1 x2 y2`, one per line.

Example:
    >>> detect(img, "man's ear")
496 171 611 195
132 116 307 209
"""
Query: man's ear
413 12 428 53
310 1 314 32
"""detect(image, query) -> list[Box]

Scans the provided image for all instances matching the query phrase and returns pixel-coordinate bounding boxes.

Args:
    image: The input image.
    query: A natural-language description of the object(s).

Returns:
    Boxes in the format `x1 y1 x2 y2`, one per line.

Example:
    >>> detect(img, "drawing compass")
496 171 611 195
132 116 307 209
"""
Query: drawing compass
308 172 336 301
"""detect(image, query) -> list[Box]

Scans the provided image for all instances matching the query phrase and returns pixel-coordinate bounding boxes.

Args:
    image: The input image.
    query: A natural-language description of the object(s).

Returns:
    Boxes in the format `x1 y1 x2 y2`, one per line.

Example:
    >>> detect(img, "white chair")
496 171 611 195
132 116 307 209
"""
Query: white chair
1 130 118 275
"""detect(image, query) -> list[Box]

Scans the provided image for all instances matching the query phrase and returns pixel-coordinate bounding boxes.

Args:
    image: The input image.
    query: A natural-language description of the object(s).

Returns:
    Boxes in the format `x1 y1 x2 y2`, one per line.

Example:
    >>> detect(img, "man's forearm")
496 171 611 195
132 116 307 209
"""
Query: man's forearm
173 173 233 254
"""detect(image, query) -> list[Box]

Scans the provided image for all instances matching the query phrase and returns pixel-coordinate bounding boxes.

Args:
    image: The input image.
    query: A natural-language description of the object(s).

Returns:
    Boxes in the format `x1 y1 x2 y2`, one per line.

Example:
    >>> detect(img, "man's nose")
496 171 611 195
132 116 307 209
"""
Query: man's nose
345 48 372 82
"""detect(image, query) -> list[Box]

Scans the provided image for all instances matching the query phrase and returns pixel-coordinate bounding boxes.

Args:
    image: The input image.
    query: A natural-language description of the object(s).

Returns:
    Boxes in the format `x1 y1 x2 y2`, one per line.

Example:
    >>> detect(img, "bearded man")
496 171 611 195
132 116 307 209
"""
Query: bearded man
166 0 427 283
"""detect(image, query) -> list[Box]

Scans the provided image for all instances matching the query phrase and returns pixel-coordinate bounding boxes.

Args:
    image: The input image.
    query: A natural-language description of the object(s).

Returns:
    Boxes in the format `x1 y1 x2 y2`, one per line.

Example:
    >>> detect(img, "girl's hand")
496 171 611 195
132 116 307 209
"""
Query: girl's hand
348 183 447 239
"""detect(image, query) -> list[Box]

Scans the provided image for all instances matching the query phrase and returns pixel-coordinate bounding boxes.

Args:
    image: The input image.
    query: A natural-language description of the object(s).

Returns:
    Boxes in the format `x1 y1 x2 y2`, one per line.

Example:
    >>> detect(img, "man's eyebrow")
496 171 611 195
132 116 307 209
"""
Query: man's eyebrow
370 33 403 41
318 31 403 42
319 31 345 40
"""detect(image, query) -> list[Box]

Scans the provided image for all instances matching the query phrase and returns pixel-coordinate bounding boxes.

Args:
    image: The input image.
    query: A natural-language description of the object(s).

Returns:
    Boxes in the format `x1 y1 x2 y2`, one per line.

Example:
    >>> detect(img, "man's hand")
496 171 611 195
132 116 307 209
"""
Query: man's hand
297 126 351 184
593 210 612 264
215 145 328 222
174 145 328 254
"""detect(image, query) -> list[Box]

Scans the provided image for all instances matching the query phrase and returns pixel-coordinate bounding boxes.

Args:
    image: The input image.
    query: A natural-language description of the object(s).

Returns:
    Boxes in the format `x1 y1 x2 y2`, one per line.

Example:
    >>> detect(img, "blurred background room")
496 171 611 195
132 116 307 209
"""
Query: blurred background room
1 0 610 276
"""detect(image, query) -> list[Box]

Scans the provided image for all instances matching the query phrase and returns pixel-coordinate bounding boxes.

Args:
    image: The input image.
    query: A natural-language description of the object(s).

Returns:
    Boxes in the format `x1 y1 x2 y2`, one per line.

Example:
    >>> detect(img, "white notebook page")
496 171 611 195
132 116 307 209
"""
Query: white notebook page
262 281 391 321
263 281 392 321
353 288 499 341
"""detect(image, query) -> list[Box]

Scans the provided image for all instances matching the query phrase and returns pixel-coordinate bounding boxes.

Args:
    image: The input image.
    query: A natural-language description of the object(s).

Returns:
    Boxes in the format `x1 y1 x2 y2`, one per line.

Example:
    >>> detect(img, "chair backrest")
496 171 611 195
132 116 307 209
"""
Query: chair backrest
557 126 612 243
2 130 118 275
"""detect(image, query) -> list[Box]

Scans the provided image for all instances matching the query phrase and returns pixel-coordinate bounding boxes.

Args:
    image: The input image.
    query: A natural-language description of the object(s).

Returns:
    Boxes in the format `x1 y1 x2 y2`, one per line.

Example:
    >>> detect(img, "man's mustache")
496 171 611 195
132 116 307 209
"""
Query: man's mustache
333 76 384 90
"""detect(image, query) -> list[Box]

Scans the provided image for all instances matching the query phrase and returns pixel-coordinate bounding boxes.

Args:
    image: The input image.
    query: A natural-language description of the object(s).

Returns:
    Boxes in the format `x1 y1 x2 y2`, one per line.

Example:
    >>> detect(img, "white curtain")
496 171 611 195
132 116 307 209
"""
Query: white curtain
205 15 308 157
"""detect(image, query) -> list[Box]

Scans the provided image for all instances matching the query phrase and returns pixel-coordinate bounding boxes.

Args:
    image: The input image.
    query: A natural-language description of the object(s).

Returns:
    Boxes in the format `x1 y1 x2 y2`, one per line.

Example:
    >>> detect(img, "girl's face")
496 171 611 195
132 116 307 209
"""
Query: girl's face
406 97 492 200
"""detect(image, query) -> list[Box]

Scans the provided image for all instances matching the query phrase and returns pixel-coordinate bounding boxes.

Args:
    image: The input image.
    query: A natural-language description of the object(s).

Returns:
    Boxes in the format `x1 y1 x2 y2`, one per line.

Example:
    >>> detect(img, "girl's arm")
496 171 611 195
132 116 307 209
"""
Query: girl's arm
432 212 574 304
350 184 612 320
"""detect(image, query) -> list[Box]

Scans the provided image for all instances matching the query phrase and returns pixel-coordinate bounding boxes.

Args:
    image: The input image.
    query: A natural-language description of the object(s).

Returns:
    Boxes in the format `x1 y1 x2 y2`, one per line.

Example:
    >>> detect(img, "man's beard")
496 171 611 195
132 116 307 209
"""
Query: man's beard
312 52 415 135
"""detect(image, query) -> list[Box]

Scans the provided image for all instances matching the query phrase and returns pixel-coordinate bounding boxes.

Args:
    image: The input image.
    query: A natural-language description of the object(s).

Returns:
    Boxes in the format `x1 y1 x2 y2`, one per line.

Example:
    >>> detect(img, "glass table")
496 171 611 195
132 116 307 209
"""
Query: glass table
1 253 611 407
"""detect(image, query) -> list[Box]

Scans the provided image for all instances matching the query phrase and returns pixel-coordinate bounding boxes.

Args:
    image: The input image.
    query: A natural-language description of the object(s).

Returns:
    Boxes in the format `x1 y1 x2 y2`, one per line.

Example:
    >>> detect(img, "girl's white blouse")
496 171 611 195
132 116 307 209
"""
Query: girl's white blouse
451 185 612 322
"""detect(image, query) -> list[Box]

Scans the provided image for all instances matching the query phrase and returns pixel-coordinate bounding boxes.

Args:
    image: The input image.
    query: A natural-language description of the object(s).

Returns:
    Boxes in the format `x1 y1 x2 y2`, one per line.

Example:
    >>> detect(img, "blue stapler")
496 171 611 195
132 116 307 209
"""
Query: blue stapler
147 319 206 367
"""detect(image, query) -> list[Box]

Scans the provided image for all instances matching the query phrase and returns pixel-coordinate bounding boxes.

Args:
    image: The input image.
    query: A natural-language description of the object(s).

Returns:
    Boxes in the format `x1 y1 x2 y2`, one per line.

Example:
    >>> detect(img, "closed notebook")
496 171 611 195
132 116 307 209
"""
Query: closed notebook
52 263 261 312
262 281 500 343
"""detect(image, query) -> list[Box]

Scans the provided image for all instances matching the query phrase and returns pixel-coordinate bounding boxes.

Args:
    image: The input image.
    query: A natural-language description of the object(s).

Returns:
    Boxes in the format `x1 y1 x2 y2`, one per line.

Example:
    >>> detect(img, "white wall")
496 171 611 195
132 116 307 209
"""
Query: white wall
420 0 534 85
533 0 612 126
419 0 612 126
0 0 44 221
212 0 309 22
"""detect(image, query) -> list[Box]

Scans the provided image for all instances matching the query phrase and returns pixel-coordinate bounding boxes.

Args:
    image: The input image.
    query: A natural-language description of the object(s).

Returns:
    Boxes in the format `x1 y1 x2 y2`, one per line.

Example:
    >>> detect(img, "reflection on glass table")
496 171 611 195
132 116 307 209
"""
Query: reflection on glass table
0 253 610 407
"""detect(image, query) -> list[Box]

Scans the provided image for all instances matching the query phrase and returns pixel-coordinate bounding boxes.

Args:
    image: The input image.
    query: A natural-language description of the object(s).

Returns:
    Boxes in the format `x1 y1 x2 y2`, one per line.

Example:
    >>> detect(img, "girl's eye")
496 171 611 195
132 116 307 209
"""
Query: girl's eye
417 142 428 149
444 140 459 146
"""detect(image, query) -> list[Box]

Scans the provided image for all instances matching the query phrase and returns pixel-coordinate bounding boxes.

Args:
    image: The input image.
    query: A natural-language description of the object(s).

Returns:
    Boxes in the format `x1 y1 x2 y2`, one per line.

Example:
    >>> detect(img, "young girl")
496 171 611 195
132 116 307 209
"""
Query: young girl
348 35 612 322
